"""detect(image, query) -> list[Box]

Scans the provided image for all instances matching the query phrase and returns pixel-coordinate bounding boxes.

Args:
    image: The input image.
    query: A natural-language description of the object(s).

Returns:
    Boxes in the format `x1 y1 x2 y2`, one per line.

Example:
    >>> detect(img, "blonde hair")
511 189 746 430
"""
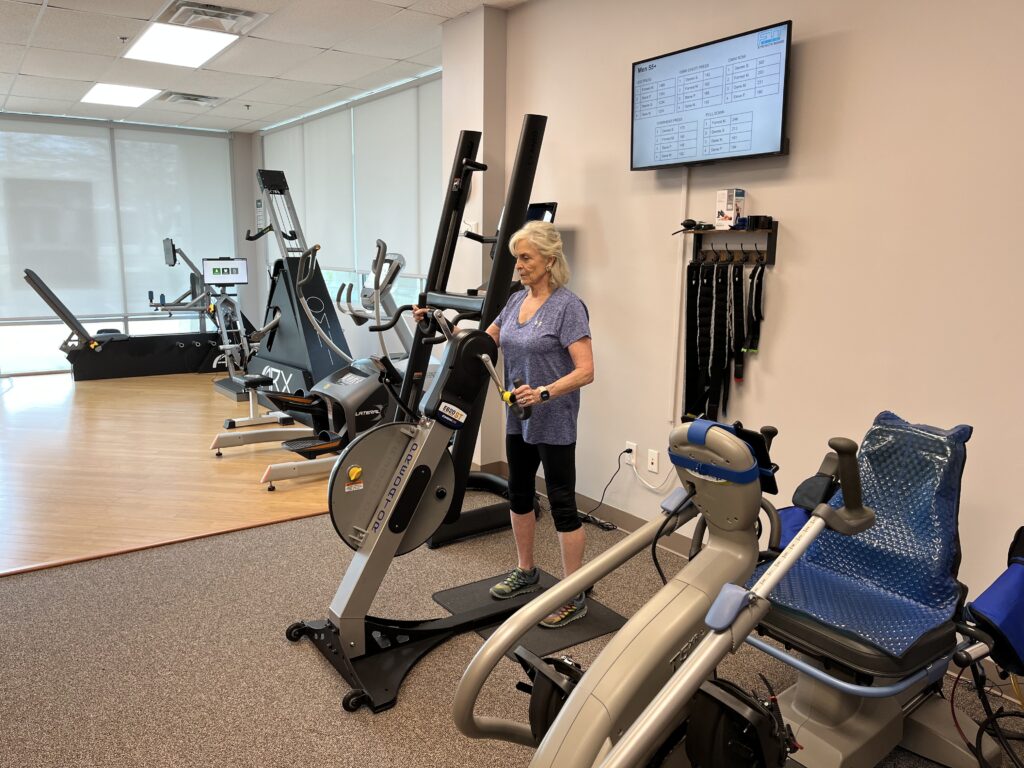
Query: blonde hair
509 220 571 288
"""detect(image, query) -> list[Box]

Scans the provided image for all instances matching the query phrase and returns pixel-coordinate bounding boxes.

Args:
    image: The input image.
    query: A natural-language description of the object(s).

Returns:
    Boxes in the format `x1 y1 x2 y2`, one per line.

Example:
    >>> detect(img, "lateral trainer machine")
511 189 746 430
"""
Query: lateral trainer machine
209 173 406 488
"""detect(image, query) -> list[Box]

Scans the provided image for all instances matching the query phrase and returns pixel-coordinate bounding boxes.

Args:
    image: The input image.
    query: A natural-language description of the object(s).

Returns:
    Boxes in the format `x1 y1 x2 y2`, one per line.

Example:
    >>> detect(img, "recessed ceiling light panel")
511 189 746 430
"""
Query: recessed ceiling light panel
124 22 237 68
82 83 161 108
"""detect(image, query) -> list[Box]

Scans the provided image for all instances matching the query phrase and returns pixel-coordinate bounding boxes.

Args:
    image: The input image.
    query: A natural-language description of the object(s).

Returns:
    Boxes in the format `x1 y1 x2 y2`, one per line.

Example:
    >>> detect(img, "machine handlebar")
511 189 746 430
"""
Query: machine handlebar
245 224 273 241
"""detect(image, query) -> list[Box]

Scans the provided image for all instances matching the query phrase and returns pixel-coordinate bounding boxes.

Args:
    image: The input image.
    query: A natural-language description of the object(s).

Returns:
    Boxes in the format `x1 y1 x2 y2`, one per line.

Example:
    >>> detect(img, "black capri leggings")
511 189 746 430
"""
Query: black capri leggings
506 433 581 533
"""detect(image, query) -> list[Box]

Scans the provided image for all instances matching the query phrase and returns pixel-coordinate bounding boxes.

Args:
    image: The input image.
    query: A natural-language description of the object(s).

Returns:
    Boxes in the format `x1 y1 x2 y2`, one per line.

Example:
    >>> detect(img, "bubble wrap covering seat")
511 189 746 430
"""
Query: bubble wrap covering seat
755 411 972 658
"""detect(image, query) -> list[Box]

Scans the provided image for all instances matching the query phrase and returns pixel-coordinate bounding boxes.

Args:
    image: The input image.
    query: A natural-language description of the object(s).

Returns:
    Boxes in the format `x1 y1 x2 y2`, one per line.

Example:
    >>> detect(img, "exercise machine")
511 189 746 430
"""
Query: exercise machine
209 171 408 488
147 237 214 328
285 313 533 712
211 240 410 488
406 113 549 547
23 267 219 380
454 417 796 765
455 413 1010 768
244 169 353 394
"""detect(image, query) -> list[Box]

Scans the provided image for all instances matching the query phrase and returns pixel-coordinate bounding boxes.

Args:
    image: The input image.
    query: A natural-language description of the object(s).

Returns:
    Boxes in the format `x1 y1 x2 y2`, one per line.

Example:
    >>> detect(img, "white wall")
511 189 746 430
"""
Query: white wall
485 0 1024 595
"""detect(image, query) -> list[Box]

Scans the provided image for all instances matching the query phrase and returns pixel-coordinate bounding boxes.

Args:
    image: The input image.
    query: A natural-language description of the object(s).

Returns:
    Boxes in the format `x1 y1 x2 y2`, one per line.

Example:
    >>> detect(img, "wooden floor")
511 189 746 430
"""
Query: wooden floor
0 373 329 576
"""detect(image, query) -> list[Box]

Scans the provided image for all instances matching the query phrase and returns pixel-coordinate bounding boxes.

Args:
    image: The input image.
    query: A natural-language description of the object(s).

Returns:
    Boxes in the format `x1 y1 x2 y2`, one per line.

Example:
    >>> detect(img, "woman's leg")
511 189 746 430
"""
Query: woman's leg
539 442 584 578
506 433 541 569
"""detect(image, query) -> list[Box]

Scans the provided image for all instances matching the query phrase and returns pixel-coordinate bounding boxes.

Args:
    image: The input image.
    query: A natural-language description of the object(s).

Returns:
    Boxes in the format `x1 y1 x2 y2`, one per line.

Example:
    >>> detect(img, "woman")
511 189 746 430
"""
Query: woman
418 221 594 628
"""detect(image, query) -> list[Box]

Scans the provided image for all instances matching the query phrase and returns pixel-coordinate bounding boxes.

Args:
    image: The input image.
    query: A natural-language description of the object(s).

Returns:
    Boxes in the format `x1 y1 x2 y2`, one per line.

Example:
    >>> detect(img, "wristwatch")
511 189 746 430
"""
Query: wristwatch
538 386 550 402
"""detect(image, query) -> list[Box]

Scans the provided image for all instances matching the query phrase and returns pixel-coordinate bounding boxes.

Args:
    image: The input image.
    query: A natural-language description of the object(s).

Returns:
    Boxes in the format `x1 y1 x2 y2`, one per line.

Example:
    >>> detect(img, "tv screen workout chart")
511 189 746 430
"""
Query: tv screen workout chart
632 24 788 167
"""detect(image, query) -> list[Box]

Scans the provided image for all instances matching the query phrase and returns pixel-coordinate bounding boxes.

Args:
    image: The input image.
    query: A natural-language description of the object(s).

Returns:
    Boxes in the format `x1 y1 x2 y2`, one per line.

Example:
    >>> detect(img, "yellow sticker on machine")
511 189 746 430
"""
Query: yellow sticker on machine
345 464 364 491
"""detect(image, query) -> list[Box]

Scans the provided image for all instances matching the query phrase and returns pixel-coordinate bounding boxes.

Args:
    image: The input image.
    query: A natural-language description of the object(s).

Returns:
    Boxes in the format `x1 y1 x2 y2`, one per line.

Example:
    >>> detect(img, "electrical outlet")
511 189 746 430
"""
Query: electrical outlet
647 449 659 473
625 441 637 465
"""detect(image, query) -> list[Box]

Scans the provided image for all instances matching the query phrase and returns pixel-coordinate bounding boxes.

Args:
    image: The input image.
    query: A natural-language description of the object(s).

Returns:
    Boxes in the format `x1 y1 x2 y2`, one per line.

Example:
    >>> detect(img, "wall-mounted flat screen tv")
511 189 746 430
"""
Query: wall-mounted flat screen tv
631 21 791 170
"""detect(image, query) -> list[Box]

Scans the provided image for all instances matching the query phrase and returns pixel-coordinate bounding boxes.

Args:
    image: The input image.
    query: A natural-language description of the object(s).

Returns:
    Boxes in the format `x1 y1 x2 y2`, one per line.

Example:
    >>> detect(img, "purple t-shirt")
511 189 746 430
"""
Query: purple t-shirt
494 287 591 445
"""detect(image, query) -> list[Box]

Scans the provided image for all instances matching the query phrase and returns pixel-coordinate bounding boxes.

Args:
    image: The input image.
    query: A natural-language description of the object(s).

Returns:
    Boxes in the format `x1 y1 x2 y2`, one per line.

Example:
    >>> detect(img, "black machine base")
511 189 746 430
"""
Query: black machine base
286 587 543 713
66 332 219 381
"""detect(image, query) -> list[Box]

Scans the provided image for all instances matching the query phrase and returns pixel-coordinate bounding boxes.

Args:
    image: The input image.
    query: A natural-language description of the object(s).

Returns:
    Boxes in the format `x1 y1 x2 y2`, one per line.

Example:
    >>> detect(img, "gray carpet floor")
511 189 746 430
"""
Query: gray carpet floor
0 512 1019 767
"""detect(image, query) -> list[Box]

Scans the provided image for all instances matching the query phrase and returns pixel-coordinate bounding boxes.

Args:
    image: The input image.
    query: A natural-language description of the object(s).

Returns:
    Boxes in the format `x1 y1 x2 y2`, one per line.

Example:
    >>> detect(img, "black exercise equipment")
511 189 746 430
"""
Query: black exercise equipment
245 169 353 395
23 268 219 380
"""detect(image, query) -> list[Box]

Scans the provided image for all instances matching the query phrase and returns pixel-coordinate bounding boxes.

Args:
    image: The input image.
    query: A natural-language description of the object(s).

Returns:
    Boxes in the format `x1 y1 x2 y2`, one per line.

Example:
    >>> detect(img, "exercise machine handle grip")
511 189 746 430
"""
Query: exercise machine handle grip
463 231 497 245
812 437 875 536
369 305 414 333
296 245 321 288
829 437 862 511
245 224 273 241
508 378 531 420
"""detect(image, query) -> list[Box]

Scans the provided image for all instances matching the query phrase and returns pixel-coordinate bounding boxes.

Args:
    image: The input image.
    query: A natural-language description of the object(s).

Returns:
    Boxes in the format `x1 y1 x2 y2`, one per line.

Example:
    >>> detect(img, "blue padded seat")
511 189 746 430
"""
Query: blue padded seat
754 411 972 671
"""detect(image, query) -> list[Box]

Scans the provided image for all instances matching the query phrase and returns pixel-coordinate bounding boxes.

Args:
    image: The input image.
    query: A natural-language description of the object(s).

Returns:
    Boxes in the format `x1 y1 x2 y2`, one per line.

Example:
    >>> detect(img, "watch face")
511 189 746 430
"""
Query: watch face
540 388 550 401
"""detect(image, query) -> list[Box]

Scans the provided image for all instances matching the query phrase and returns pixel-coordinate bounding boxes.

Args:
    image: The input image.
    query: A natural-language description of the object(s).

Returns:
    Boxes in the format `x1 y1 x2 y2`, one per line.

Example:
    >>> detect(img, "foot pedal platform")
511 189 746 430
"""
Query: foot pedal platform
286 586 545 713
281 434 344 458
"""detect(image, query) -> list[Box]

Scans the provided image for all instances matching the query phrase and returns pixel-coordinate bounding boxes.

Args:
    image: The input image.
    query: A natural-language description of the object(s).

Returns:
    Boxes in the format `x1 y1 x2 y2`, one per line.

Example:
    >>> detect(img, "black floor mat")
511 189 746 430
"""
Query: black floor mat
433 569 626 659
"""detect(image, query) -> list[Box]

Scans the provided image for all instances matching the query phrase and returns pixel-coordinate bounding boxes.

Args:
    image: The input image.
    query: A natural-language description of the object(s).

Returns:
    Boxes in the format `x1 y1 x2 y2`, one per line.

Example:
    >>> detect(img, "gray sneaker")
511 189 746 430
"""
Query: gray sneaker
539 593 588 629
489 567 541 599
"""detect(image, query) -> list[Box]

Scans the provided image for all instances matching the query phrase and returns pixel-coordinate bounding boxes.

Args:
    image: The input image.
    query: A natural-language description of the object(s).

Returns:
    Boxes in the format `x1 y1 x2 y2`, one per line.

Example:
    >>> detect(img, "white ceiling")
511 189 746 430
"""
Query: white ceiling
0 0 521 133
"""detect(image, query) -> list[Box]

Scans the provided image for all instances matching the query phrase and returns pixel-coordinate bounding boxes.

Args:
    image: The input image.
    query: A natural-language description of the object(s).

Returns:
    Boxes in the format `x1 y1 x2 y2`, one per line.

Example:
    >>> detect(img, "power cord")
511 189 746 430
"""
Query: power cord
631 459 678 492
577 449 630 531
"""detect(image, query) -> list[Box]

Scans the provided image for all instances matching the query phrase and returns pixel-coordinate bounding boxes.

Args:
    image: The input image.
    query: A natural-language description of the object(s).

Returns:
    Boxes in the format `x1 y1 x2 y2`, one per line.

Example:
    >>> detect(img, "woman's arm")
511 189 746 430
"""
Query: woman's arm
511 337 594 406
485 322 500 348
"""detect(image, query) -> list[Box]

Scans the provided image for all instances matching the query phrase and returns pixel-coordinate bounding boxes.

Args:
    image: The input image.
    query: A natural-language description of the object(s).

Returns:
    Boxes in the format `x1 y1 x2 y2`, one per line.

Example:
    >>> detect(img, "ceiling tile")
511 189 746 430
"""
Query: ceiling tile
279 49 393 85
21 48 113 81
148 97 212 114
240 77 335 105
0 72 14 91
218 0 292 12
3 95 74 115
407 0 482 18
252 0 399 49
335 9 444 60
204 37 323 78
12 73 91 100
171 69 267 98
208 99 283 119
121 106 189 126
100 58 192 91
33 7 146 56
262 103 324 124
0 1 42 46
0 42 24 73
180 113 247 131
407 45 440 66
298 84 364 108
235 118 278 132
46 0 165 20
344 60 428 91
370 0 417 7
65 102 136 120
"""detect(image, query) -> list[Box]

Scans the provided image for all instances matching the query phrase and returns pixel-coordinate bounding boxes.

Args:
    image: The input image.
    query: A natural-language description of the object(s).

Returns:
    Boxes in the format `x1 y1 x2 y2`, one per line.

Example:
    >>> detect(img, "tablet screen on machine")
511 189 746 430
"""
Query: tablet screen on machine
203 258 249 286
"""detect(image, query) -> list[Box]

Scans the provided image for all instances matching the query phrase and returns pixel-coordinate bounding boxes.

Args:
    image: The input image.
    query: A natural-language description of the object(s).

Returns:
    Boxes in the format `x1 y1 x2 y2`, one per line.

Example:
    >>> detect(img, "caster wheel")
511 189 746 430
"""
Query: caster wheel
285 622 305 642
215 450 222 457
267 484 276 492
342 689 369 712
